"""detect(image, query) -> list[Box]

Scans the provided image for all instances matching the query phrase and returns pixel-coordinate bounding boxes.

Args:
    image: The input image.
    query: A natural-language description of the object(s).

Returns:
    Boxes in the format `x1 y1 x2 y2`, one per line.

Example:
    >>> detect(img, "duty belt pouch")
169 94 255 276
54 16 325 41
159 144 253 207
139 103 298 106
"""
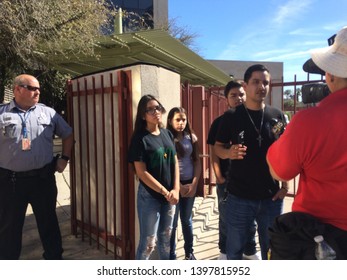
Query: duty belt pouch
0 169 8 179
39 155 59 178
51 154 59 173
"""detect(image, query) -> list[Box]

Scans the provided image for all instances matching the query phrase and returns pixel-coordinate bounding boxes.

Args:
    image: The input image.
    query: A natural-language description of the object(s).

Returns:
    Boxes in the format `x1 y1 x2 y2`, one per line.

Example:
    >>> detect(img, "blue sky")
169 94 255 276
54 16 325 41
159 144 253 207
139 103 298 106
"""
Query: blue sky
169 0 347 82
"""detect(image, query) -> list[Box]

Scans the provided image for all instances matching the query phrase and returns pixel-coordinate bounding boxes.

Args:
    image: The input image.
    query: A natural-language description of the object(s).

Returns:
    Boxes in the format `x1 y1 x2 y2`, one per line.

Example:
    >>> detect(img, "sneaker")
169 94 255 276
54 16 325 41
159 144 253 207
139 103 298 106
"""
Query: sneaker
184 253 197 260
218 253 227 260
243 251 261 260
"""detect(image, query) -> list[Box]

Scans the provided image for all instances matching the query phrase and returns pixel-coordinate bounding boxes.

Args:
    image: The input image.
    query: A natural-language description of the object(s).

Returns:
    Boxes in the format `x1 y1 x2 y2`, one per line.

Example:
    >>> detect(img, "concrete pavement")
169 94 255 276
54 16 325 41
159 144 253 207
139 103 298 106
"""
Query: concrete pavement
20 164 114 260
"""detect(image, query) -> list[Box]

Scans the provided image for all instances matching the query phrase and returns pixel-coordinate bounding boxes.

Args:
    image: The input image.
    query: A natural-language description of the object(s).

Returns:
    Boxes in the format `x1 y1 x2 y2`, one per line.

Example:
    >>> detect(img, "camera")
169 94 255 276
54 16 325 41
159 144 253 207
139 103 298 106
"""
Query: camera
301 59 330 104
301 83 330 104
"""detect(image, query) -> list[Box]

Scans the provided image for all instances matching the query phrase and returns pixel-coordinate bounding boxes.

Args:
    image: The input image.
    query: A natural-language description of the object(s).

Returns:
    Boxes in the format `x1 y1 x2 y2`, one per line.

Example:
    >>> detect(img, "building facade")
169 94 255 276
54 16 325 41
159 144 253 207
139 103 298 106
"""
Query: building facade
109 0 168 33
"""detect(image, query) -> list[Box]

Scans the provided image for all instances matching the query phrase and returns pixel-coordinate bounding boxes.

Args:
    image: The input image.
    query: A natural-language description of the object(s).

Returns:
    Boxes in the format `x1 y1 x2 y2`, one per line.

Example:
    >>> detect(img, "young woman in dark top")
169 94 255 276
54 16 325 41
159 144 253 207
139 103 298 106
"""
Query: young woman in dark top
128 95 180 260
167 107 201 260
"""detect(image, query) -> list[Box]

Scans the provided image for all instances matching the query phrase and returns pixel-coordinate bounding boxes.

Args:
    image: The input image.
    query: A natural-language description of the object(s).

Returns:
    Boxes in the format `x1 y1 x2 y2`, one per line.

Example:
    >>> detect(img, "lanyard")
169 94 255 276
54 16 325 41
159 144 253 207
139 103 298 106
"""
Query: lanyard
17 110 31 138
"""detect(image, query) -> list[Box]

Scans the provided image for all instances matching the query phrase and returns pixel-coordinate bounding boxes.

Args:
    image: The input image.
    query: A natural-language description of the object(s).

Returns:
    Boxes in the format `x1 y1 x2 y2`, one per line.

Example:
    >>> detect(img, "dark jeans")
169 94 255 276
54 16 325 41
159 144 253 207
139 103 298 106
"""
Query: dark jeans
170 179 195 259
217 183 257 255
0 168 63 260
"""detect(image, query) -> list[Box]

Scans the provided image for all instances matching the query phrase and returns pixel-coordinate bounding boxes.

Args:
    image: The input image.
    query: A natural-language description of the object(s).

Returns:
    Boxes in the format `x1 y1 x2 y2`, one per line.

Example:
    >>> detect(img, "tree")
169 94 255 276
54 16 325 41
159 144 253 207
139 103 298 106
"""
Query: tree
283 89 293 99
284 98 294 109
166 17 200 52
295 88 302 102
0 1 200 106
114 11 200 51
0 0 116 103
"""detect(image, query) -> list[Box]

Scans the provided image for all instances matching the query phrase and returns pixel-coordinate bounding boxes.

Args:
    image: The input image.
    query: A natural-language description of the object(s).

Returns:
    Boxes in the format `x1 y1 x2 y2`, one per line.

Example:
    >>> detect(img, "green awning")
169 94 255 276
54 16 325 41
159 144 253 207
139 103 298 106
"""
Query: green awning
48 29 231 86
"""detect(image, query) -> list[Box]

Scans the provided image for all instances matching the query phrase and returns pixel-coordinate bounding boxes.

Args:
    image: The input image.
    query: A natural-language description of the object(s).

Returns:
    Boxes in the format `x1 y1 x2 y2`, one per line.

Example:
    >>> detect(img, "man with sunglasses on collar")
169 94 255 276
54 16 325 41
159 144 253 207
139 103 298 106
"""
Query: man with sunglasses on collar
267 26 347 259
0 74 73 259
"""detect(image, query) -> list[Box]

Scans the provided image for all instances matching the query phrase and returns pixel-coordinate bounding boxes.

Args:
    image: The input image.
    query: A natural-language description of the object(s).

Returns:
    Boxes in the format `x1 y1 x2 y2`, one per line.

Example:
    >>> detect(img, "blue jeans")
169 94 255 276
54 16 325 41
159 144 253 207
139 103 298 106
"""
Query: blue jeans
136 183 175 260
226 193 283 260
217 183 257 255
170 196 195 259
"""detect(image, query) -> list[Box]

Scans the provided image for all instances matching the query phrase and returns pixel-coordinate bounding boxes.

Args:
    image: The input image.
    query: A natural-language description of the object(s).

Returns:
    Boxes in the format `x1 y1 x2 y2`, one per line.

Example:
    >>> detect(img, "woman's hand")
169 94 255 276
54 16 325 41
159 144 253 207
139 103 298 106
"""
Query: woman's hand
180 183 197 198
166 189 180 205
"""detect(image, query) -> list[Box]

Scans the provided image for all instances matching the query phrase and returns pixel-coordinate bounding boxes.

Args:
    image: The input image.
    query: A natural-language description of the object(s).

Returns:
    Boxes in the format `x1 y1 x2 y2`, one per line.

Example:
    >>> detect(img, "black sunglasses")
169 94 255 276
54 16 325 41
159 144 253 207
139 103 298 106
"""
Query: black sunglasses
19 85 40 91
145 105 163 115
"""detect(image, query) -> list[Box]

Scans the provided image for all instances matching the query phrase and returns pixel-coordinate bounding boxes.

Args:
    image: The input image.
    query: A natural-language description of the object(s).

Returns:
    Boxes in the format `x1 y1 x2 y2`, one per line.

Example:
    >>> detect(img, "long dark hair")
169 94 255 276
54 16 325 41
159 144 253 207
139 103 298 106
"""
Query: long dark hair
166 107 198 161
133 94 166 135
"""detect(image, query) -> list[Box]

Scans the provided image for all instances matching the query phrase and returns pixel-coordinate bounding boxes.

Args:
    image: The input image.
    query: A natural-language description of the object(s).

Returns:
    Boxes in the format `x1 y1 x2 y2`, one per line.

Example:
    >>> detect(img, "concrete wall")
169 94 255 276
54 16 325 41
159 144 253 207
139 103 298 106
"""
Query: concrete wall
153 0 168 29
131 64 180 125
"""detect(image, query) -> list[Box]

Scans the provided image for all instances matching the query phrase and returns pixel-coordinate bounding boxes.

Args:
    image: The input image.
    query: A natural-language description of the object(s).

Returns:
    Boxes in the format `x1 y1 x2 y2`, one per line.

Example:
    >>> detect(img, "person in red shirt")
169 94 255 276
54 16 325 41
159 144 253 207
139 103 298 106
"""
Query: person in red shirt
267 26 347 258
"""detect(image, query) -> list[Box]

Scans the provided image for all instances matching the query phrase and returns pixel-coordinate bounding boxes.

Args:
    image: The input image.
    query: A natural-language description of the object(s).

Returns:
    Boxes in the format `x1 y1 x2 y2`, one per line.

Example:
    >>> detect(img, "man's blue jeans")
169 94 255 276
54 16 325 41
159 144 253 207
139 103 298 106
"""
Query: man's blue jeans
136 183 175 260
217 183 257 255
170 196 195 259
226 193 283 260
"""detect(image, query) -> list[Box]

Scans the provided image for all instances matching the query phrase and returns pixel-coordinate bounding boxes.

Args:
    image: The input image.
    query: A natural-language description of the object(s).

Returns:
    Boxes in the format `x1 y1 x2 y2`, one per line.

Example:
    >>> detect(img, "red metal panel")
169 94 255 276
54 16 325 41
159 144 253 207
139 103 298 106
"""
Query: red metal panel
109 73 117 258
76 80 86 241
83 77 92 246
180 84 228 196
66 80 77 236
118 70 135 259
91 76 101 248
205 87 227 193
190 86 205 196
67 70 134 259
99 75 109 254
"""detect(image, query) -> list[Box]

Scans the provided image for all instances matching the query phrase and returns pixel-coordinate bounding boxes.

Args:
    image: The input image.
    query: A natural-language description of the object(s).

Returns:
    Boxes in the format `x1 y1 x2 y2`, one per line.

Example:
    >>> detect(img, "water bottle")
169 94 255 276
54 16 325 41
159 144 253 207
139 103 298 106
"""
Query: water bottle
314 235 336 260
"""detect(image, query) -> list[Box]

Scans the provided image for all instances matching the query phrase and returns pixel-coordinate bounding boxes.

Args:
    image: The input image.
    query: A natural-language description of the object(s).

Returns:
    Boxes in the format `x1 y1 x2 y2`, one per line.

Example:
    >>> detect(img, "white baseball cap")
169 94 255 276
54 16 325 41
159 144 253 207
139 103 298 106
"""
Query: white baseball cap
311 26 347 78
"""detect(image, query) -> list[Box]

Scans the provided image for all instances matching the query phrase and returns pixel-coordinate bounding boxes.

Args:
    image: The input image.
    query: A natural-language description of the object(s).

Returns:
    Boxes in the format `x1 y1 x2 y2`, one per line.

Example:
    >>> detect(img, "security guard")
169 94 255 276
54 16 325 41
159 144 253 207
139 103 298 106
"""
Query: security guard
0 74 73 259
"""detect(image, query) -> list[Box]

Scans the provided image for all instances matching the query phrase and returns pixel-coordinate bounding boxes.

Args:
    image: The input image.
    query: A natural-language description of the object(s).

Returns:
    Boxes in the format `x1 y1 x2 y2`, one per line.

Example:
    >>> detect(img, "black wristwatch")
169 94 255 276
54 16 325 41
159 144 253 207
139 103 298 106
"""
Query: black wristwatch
60 154 70 162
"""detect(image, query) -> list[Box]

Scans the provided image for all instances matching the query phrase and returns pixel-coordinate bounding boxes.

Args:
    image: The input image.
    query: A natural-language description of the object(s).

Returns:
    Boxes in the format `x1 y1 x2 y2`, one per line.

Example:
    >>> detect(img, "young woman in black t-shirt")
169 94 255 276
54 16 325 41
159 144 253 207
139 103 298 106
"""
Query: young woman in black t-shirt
128 95 180 260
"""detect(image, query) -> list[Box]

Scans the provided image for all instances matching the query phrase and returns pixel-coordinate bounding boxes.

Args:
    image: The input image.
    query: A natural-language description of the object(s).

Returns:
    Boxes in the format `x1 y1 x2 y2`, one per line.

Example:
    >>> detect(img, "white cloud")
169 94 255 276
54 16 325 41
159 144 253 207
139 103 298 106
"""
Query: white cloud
260 50 310 62
322 22 347 32
273 0 313 25
288 28 321 36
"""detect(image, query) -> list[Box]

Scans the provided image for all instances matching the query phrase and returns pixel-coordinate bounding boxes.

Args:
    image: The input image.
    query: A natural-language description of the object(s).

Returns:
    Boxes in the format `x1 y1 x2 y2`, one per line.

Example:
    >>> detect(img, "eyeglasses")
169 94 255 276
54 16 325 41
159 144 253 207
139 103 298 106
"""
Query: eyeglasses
145 105 162 115
19 85 40 91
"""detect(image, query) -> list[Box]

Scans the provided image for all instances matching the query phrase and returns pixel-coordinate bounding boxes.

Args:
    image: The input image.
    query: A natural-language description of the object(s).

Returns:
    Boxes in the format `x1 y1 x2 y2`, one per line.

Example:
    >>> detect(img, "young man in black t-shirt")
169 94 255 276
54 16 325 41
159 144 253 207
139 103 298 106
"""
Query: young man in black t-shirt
214 64 287 260
207 81 259 260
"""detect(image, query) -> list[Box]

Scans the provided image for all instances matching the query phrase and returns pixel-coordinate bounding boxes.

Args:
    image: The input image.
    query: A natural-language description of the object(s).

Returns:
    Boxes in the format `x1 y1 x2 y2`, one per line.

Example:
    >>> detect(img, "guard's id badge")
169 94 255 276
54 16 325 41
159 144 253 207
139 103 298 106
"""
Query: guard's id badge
22 138 31 151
